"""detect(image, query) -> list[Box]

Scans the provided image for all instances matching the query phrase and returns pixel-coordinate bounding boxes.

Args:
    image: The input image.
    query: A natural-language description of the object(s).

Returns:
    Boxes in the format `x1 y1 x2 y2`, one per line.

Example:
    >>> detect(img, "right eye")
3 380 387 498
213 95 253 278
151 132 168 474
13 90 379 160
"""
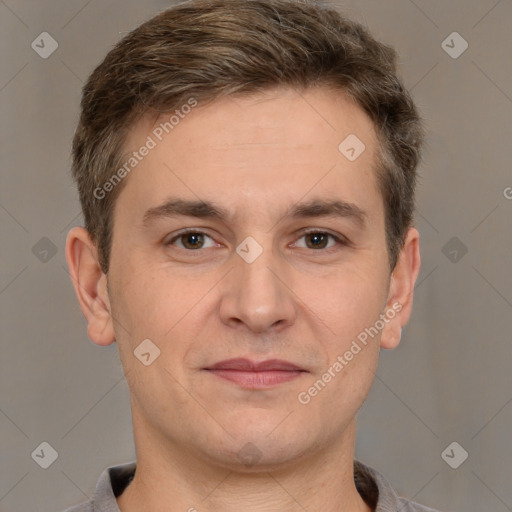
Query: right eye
166 229 218 250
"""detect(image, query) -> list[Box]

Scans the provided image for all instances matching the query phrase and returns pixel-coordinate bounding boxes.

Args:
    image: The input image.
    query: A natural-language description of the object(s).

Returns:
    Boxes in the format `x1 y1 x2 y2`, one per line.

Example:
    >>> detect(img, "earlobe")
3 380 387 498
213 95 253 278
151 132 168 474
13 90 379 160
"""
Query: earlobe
65 227 116 346
380 227 421 350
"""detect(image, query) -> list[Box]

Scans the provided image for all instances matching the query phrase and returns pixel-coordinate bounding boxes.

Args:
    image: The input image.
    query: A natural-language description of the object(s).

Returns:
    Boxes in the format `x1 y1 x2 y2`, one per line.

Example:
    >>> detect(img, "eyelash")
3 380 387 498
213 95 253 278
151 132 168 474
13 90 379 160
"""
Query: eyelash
166 228 348 253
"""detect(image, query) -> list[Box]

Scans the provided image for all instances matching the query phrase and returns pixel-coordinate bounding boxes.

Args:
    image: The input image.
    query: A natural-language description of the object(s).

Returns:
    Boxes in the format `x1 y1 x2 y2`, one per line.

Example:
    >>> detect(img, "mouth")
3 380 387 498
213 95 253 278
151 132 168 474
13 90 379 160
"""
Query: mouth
203 358 307 389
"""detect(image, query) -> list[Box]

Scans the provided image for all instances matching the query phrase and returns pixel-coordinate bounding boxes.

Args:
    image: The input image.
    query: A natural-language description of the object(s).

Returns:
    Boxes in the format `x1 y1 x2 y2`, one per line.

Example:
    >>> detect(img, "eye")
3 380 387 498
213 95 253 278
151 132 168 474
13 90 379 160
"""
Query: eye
293 230 346 251
167 229 217 250
166 229 347 252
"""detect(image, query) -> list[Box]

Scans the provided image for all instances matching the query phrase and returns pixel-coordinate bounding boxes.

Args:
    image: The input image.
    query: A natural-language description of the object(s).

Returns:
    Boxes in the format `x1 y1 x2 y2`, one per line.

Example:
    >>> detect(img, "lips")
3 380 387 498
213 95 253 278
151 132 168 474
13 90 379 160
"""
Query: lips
204 358 306 389
207 358 304 372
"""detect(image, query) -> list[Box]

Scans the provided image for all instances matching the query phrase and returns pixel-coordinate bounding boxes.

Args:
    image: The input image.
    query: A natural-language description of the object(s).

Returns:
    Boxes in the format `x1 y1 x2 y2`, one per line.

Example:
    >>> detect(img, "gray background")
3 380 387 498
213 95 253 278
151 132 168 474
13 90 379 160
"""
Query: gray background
1 1 511 511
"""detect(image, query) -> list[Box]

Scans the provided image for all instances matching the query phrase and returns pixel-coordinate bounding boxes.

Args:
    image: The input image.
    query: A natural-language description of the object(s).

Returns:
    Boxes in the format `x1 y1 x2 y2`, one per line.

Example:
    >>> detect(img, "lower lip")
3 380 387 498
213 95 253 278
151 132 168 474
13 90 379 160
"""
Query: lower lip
206 369 304 389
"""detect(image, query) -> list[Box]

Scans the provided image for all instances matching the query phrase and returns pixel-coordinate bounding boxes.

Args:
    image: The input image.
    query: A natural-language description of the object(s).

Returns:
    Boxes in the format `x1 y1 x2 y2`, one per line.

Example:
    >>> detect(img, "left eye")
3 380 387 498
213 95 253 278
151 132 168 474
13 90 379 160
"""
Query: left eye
293 231 340 250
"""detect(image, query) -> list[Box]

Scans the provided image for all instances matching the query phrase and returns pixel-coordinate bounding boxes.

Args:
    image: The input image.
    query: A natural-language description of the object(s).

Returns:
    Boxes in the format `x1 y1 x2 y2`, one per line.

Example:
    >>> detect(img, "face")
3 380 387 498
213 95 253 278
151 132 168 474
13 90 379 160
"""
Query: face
94 87 407 469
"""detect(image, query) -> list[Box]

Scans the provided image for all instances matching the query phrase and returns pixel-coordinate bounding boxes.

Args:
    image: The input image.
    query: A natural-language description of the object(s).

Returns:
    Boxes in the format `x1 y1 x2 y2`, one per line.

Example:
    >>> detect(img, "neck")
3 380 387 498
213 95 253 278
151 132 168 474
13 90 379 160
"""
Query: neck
117 409 372 512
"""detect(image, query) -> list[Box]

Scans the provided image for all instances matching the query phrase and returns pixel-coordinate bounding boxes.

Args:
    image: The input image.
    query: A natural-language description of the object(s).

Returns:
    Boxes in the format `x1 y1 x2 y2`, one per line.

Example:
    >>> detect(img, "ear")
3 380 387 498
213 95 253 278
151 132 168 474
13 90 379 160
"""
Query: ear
380 227 421 350
65 226 116 346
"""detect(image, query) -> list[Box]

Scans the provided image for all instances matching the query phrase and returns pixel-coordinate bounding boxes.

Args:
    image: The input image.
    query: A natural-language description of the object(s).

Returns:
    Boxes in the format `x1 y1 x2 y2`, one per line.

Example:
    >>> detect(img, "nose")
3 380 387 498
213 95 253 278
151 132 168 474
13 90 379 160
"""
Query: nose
218 240 297 334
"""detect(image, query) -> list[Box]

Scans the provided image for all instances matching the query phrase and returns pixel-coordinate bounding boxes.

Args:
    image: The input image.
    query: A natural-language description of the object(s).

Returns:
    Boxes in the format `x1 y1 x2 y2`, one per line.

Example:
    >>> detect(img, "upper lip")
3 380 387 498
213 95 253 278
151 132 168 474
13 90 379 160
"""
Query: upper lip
205 358 305 372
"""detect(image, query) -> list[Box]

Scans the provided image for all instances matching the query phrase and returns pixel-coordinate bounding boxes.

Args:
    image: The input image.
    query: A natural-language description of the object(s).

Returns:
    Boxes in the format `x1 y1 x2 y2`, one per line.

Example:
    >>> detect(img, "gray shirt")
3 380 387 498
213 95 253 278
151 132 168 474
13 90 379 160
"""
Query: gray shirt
62 460 442 512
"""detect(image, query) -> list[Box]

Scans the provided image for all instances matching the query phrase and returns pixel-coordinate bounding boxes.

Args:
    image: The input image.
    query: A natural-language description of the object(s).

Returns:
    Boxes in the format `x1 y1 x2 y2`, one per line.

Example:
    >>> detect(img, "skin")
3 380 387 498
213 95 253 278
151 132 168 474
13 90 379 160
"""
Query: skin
66 86 421 512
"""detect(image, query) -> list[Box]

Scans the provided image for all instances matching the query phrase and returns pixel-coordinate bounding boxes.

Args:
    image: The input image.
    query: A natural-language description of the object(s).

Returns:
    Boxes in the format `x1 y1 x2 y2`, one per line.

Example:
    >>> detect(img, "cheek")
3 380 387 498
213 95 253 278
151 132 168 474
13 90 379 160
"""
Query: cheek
109 258 174 331
300 264 388 338
108 261 217 371
295 340 379 442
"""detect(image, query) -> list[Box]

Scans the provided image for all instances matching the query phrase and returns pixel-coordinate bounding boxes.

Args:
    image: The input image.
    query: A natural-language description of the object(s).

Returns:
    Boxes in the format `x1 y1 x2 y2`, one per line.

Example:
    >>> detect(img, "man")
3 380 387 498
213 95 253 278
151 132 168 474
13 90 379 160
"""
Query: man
63 0 439 510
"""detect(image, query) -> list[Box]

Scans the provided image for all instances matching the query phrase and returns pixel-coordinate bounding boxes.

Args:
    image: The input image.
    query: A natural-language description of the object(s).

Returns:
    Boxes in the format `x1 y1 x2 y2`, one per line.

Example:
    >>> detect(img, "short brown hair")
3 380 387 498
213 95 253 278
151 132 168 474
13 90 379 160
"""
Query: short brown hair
71 0 424 273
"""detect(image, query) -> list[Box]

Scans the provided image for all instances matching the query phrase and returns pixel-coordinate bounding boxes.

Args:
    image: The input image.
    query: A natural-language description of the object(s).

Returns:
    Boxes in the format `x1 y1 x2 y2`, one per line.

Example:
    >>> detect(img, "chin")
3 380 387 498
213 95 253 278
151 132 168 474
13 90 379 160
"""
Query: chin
200 419 319 472
207 438 311 473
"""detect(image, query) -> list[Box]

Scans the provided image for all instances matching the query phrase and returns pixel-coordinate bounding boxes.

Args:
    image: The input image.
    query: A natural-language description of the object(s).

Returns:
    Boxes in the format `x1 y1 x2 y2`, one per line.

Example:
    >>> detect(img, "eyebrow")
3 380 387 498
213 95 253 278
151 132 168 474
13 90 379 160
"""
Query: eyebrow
142 198 368 229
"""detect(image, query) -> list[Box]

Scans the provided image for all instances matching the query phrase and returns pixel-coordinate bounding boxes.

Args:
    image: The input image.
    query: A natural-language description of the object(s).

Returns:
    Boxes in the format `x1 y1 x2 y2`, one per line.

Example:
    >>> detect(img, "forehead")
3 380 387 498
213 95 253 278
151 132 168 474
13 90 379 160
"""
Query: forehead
115 87 383 229
146 87 376 157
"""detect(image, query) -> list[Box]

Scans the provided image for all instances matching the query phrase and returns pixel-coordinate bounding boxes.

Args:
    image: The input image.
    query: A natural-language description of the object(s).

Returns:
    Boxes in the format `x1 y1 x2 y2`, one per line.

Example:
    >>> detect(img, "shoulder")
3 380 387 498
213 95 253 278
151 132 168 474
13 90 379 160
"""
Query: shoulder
58 461 136 512
354 460 445 512
396 498 445 512
58 500 93 512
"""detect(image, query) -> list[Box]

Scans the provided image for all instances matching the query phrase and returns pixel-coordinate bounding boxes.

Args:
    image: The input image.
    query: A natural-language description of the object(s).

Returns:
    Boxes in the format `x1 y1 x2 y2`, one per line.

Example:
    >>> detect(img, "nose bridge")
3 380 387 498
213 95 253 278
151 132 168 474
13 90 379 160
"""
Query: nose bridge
235 234 282 304
238 238 280 296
